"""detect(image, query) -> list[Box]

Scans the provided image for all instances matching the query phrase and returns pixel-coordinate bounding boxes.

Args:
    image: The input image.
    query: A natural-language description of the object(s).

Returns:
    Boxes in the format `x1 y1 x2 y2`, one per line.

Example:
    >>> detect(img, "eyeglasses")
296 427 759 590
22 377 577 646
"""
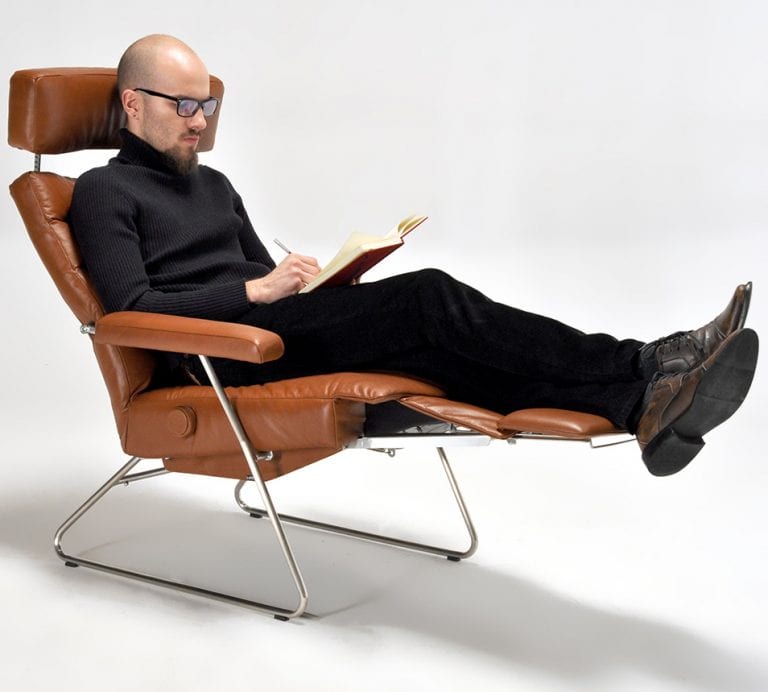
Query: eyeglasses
134 87 219 117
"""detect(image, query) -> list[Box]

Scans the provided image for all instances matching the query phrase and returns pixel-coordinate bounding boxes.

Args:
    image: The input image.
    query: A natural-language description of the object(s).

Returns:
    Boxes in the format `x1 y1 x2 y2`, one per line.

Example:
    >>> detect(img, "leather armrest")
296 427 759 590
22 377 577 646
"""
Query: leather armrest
93 311 284 364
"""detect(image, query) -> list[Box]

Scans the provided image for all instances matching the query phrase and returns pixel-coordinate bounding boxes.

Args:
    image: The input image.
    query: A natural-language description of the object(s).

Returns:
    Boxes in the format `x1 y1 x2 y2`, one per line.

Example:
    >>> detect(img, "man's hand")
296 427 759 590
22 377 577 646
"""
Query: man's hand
245 253 320 303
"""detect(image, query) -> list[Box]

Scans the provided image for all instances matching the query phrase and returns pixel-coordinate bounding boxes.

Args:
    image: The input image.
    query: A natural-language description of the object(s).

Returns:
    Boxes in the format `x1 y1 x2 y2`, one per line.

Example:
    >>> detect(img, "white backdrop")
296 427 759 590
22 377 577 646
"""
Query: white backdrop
1 2 766 691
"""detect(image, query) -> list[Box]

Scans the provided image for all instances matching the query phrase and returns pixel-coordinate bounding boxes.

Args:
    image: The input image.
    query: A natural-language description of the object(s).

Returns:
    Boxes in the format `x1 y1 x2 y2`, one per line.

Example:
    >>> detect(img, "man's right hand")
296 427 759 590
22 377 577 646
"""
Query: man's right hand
245 253 320 303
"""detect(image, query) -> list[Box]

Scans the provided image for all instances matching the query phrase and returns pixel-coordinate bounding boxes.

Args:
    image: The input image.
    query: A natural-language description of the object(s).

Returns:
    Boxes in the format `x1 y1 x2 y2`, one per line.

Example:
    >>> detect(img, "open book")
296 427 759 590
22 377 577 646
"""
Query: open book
299 214 428 293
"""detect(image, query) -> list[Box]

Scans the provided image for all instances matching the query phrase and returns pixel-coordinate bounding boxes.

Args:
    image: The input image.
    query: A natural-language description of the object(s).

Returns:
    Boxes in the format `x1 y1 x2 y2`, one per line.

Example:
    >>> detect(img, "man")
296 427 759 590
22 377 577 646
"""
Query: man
70 34 759 478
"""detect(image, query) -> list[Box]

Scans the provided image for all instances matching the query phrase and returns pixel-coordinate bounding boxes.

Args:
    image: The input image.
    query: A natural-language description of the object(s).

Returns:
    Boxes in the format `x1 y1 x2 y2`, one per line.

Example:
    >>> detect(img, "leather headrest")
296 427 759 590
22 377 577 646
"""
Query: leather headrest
7 67 224 155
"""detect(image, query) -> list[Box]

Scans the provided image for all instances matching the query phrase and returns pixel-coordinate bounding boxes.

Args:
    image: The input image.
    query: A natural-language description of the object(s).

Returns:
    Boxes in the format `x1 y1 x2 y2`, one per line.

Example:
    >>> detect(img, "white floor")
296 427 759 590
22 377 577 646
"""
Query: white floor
1 377 766 692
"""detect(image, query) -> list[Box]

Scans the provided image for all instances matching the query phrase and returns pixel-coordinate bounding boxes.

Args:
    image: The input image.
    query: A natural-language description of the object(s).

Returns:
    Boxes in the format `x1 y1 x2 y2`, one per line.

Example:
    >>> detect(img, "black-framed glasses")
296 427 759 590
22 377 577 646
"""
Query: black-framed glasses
134 87 219 117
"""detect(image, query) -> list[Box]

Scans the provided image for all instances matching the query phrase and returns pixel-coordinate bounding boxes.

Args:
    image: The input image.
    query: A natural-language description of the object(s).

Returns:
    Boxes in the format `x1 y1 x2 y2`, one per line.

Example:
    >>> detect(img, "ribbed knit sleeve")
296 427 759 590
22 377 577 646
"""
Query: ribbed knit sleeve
69 134 275 322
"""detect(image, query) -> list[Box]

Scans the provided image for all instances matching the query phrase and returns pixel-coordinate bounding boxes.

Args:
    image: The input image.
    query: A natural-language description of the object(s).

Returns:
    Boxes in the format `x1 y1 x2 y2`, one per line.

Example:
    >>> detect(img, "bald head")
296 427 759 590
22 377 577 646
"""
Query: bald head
117 34 208 95
118 35 213 174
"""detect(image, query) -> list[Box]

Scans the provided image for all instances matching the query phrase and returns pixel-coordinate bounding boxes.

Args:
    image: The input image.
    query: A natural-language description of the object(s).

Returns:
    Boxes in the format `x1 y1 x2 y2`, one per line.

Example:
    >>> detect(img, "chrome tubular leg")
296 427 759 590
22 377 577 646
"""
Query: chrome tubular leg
234 445 479 561
54 453 308 618
54 456 143 564
437 446 478 560
234 478 251 513
199 355 309 620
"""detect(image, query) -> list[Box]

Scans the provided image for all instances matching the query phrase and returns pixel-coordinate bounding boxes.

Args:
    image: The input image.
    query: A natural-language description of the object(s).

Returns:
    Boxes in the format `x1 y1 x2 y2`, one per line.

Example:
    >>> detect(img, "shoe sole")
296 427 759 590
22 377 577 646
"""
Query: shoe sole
642 328 759 476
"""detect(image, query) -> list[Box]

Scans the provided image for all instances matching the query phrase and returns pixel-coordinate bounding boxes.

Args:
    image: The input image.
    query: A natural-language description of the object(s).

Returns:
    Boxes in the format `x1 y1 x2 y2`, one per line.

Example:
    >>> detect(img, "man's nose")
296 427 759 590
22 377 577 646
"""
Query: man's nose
190 107 207 131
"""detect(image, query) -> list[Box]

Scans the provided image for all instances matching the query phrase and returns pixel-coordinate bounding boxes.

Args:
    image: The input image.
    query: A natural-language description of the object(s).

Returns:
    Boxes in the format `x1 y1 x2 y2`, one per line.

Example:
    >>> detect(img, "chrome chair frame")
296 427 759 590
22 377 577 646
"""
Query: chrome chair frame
53 350 491 620
52 332 634 620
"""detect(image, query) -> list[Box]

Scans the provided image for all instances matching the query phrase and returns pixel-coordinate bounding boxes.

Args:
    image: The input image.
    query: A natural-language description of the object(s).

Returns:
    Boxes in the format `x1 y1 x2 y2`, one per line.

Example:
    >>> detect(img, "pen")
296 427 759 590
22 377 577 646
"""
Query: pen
273 238 291 254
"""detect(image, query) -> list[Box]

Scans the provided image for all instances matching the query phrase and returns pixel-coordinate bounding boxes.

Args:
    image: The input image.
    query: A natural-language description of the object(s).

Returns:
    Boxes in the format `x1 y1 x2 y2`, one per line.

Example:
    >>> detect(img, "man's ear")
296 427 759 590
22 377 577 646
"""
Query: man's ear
121 89 141 119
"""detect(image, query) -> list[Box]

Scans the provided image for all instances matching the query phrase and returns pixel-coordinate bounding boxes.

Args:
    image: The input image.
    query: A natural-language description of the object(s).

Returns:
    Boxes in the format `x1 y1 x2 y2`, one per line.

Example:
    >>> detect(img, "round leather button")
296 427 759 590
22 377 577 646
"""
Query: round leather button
167 406 196 437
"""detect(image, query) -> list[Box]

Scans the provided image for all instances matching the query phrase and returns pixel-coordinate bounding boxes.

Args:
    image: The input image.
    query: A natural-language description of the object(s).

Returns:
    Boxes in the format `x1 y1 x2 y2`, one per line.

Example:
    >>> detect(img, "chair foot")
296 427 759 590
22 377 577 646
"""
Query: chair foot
64 561 79 568
447 556 461 562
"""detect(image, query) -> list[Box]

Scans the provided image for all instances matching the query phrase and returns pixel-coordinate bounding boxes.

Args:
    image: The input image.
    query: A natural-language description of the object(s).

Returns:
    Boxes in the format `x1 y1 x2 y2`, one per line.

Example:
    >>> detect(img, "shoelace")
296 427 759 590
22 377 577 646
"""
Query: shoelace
656 332 702 356
654 332 705 372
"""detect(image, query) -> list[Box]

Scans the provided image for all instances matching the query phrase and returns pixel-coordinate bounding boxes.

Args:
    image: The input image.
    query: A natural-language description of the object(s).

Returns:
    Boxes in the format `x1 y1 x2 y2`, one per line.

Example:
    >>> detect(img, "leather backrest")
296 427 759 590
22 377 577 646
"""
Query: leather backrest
9 169 158 431
8 68 224 154
10 172 102 324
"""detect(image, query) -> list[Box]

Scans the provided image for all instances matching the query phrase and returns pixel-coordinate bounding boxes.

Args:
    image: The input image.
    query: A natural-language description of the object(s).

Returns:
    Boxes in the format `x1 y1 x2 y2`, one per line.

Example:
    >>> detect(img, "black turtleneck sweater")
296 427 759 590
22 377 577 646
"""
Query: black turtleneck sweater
69 130 276 321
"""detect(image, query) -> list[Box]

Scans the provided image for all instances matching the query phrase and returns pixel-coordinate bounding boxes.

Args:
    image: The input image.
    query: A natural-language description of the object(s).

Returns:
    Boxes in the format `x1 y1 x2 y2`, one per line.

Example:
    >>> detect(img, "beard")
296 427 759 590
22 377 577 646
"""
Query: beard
161 145 199 176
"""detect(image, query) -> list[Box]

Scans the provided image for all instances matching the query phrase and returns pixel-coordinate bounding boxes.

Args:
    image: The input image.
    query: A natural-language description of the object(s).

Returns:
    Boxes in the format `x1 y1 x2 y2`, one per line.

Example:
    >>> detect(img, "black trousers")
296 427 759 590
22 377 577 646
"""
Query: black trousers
187 269 650 431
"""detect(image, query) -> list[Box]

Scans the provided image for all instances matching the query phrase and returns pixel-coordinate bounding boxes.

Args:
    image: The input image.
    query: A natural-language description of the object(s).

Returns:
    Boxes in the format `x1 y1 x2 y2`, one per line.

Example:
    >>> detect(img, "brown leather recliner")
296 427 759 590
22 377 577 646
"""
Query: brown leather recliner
8 68 626 619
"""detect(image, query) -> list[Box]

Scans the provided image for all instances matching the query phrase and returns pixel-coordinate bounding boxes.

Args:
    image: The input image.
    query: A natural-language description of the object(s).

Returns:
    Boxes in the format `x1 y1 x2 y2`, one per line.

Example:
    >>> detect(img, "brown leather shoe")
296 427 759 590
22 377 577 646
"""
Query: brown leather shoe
639 282 752 375
637 327 758 476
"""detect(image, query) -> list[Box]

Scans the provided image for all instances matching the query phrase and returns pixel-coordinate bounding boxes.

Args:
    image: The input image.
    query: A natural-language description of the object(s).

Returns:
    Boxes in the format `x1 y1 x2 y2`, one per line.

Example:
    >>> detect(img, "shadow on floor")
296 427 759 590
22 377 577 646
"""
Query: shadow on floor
0 471 765 692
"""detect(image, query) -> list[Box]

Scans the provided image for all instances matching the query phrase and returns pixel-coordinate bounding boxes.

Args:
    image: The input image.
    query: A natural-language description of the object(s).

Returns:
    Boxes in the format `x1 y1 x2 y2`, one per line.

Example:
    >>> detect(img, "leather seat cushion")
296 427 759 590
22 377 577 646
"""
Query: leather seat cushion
123 371 446 458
